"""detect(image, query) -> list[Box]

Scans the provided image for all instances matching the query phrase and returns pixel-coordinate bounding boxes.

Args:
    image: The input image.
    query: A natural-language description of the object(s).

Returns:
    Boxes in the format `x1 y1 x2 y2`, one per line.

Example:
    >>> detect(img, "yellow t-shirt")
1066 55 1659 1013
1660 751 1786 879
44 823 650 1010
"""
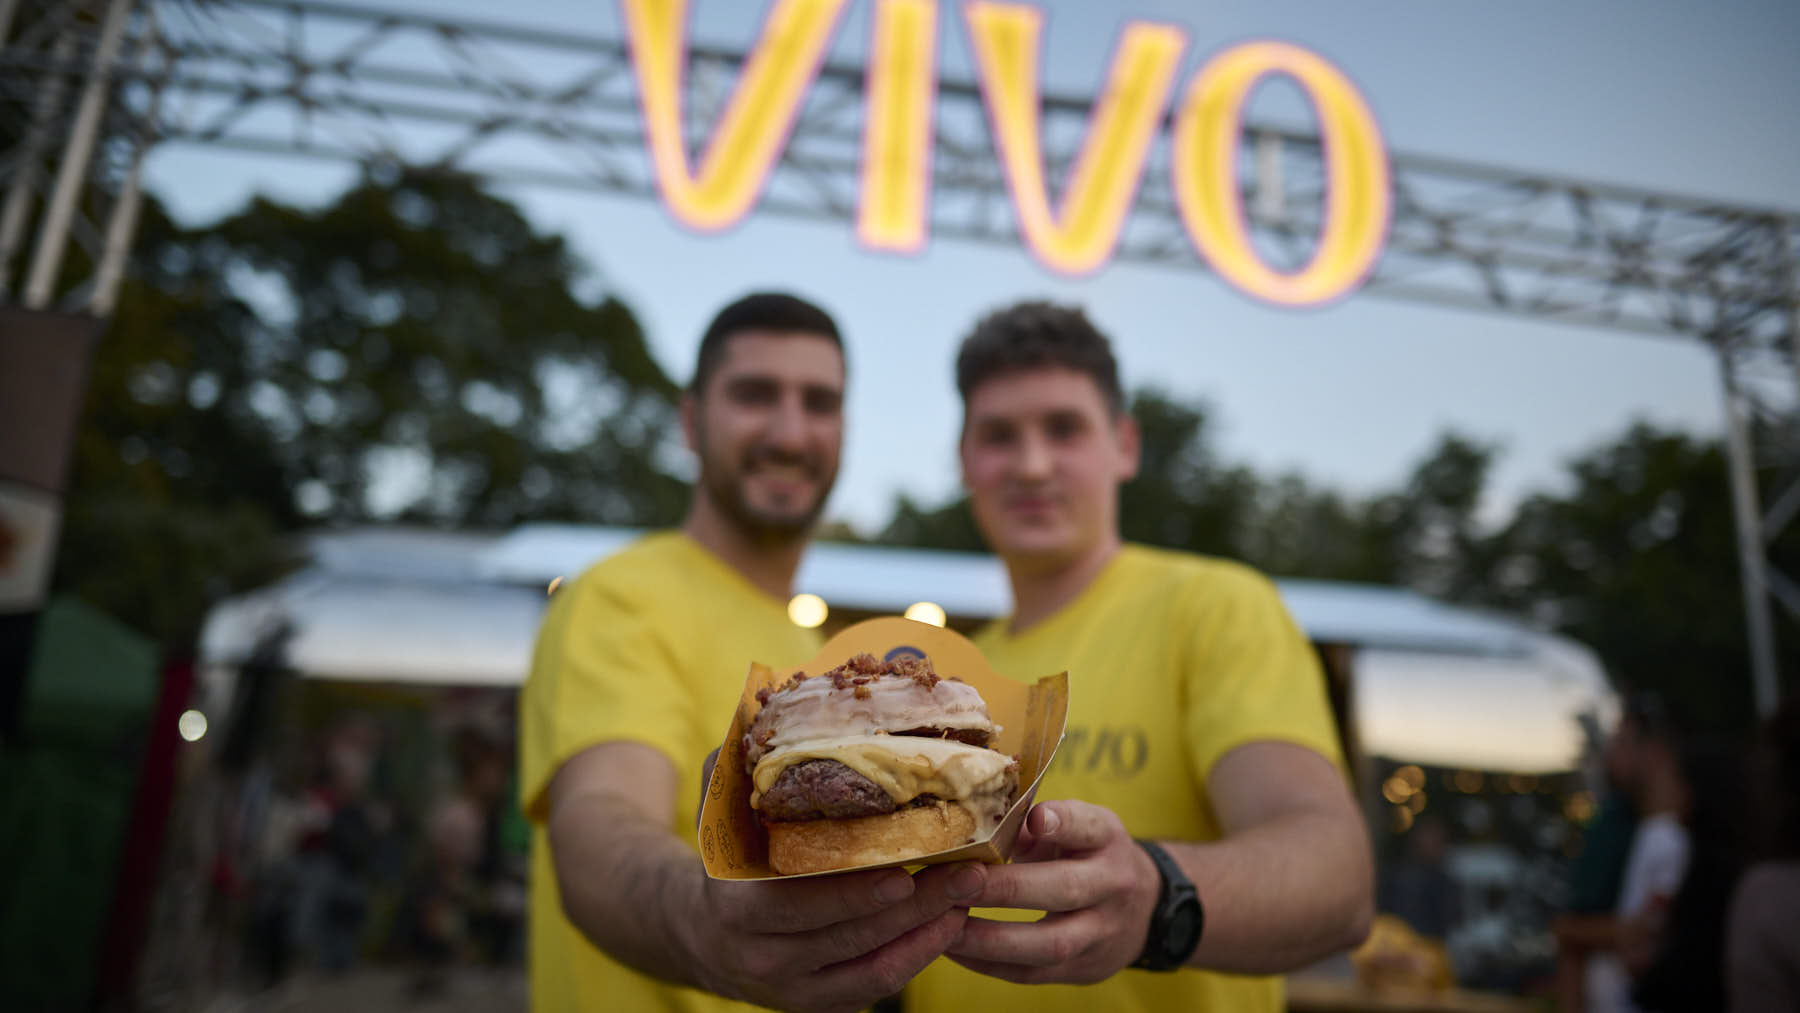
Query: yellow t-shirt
519 531 822 1013
907 544 1345 1013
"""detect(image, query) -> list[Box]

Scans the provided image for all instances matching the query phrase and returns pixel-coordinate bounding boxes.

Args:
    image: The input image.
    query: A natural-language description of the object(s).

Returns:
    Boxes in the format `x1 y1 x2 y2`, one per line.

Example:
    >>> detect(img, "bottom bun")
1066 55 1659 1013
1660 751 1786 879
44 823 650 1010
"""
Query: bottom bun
766 801 977 875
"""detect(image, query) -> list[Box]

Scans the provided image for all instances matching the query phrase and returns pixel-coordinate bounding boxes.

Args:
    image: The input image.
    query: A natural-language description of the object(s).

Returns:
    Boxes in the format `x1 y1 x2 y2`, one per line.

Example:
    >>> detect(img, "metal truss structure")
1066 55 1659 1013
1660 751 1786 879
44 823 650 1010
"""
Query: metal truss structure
4 0 1799 712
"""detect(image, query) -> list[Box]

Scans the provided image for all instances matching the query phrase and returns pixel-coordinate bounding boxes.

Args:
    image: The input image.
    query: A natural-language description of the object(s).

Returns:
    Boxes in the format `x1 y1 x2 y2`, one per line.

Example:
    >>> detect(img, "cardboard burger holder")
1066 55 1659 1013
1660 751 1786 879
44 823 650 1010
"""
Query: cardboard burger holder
698 616 1069 880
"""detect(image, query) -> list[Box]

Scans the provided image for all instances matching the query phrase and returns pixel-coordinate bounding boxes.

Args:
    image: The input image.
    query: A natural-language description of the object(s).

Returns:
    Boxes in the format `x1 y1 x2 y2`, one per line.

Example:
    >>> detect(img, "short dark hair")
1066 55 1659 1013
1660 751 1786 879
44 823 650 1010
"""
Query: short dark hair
691 291 844 394
955 300 1125 415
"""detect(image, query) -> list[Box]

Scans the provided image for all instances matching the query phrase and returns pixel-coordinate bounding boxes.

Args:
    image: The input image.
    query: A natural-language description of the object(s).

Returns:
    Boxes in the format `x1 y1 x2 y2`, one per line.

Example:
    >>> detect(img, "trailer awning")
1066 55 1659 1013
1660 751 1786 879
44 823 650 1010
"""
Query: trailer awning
200 525 1614 772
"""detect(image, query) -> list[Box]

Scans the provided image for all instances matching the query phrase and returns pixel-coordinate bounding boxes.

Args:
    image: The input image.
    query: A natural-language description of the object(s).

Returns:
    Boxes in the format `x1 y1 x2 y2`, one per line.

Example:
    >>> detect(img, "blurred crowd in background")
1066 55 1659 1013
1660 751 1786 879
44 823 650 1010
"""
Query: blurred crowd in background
129 687 530 1007
51 667 1778 1011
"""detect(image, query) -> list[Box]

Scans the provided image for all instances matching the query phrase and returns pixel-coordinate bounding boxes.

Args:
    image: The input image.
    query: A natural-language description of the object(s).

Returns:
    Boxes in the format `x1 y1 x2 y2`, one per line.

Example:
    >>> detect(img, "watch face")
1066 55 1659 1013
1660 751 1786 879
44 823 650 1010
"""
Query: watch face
1165 903 1201 957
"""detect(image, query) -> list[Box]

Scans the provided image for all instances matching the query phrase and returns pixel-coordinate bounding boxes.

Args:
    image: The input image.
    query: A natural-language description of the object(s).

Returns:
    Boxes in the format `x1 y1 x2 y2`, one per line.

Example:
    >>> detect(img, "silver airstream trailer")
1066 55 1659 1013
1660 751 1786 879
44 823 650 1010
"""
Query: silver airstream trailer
194 524 1615 992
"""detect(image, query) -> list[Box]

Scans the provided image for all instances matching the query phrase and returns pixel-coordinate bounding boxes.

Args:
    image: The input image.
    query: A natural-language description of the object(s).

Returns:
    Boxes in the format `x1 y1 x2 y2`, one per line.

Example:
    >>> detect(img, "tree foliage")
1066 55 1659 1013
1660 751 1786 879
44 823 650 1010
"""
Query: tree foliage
54 170 687 644
1484 425 1800 729
877 494 985 552
876 389 1793 731
1117 390 1260 556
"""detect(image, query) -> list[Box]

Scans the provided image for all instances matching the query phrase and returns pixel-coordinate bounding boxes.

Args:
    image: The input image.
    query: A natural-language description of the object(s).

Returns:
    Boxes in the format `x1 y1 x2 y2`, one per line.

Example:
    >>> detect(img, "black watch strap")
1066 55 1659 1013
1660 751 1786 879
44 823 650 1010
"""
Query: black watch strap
1132 839 1204 971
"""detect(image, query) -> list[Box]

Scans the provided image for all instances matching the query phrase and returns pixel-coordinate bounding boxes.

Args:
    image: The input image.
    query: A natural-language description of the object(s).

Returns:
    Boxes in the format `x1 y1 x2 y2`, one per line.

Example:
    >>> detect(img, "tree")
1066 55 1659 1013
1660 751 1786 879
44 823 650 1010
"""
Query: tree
877 494 985 551
1489 423 1800 729
1117 390 1260 556
1116 392 1491 587
1398 434 1502 599
54 170 687 645
1238 474 1397 584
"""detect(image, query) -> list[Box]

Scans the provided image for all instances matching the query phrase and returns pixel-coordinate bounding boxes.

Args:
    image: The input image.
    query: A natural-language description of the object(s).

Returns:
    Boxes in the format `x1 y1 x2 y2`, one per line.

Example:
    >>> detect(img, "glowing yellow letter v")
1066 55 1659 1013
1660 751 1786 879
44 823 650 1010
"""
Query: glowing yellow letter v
964 1 1185 275
622 0 850 231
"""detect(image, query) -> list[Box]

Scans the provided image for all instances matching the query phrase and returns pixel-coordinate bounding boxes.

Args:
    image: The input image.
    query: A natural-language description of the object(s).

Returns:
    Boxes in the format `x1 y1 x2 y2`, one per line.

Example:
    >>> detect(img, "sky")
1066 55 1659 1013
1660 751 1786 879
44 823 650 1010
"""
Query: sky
140 0 1800 535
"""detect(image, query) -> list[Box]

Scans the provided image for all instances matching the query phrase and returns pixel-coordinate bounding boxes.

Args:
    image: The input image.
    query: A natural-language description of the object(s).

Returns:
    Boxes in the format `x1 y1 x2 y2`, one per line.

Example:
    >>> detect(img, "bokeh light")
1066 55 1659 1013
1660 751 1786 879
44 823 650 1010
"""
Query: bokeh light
903 601 947 627
788 593 828 629
178 709 208 742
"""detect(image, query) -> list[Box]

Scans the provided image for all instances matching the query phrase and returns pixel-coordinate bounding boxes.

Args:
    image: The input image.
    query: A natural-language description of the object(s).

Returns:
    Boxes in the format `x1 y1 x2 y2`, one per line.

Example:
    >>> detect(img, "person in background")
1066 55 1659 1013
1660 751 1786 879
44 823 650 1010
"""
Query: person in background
401 718 522 992
1630 737 1747 1011
1726 696 1800 1013
1553 714 1642 1011
906 300 1373 1012
519 292 988 1013
1379 815 1462 941
290 713 388 974
1575 696 1690 1013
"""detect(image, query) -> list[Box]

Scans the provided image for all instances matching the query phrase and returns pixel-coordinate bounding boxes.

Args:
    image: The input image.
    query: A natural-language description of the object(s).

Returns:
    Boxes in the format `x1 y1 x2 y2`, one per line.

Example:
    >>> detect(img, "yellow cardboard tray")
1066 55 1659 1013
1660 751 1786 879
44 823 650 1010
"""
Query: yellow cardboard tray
698 616 1068 880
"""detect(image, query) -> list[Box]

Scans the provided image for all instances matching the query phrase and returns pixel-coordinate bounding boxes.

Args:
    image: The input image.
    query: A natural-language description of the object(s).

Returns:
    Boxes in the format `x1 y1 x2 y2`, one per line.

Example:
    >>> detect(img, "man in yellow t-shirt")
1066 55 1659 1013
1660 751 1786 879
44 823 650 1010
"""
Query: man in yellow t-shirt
520 293 987 1013
907 301 1375 1012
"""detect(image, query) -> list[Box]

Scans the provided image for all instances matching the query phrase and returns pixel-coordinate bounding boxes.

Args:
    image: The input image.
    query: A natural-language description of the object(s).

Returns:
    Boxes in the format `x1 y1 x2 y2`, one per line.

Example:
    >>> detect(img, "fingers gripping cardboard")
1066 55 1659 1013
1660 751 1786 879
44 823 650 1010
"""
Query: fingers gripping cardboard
698 617 1069 880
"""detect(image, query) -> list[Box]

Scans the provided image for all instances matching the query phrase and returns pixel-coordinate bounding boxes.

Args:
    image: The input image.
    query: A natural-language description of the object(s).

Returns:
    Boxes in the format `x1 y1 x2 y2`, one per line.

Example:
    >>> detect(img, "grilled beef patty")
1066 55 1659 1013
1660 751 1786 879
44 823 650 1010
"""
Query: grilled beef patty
758 760 893 821
758 759 947 822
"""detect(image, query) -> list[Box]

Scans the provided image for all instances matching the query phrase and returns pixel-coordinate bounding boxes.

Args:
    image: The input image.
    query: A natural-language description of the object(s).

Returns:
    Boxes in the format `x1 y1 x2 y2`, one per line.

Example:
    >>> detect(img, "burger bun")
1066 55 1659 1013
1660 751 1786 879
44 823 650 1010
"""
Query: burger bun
766 801 977 876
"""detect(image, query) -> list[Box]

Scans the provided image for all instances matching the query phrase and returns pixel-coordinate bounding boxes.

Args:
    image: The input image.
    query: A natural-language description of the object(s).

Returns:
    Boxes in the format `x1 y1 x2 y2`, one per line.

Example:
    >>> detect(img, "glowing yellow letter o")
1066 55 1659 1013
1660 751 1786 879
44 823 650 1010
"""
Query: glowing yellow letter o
1171 41 1389 307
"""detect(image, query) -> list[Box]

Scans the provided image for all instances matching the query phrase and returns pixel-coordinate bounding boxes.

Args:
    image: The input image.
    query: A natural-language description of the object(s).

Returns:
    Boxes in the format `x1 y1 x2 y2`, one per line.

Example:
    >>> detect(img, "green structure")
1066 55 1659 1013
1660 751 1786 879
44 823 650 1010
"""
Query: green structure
0 595 159 1010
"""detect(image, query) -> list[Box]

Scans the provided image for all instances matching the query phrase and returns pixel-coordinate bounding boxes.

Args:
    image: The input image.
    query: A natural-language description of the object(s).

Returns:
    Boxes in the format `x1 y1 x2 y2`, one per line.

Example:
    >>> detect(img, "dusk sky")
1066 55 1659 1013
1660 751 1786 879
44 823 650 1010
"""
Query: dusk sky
142 0 1800 534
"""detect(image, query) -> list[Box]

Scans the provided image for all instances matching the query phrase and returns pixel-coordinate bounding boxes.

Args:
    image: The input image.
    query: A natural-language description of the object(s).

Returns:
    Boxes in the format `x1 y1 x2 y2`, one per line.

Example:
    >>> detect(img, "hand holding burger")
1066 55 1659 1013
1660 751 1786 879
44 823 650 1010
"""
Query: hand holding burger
688 859 986 1012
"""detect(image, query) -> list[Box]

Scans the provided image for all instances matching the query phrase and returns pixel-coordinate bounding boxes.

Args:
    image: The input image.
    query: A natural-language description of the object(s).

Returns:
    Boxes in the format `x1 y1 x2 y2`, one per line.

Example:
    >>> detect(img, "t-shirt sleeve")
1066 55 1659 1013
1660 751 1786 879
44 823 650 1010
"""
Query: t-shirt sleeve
1638 820 1692 900
1180 564 1346 785
518 571 698 824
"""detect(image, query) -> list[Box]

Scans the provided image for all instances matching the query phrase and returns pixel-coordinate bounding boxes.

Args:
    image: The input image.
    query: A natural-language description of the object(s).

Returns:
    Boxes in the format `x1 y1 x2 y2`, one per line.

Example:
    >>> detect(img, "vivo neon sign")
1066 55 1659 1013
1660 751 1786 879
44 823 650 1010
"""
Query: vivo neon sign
621 0 1391 307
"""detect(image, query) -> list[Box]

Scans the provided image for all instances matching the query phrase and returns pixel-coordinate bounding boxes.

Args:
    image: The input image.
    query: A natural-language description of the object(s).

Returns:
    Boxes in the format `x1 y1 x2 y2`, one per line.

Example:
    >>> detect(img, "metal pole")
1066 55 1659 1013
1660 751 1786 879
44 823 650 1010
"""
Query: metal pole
0 32 77 299
88 142 147 317
1787 216 1800 416
1255 131 1284 224
1718 338 1782 719
22 0 135 309
89 5 161 316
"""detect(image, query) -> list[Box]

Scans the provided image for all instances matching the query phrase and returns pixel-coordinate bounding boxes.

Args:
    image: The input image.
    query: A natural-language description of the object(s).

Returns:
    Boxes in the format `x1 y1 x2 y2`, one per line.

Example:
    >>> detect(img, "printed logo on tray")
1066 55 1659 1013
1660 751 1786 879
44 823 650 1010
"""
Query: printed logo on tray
884 645 926 663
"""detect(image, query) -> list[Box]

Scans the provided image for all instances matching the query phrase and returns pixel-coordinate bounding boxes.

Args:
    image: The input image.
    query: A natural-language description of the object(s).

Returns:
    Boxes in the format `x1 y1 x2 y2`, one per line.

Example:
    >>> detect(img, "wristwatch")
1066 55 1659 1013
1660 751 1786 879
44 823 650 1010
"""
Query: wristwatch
1131 839 1204 971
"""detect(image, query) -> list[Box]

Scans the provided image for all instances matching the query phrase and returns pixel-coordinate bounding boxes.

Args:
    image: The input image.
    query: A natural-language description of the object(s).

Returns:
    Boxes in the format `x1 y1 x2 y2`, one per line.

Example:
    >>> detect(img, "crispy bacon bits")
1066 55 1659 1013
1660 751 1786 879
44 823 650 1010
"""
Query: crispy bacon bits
757 669 810 706
856 653 936 688
761 652 948 700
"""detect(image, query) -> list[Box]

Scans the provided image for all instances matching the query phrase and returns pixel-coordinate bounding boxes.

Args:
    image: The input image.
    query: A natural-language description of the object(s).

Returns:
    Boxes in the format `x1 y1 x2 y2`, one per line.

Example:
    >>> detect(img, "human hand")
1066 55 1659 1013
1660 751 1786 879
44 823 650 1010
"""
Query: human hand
1617 895 1669 974
693 860 988 1012
946 799 1161 984
1550 914 1575 946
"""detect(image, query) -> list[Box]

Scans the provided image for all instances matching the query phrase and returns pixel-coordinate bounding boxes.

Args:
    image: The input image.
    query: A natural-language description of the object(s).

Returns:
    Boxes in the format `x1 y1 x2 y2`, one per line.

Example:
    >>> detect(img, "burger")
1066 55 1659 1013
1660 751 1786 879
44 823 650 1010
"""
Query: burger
744 652 1020 875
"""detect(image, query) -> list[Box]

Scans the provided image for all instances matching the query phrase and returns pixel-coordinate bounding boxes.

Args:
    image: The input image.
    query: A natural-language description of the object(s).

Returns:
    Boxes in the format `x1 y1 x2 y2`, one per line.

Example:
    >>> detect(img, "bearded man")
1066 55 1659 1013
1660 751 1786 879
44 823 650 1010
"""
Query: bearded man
520 292 986 1013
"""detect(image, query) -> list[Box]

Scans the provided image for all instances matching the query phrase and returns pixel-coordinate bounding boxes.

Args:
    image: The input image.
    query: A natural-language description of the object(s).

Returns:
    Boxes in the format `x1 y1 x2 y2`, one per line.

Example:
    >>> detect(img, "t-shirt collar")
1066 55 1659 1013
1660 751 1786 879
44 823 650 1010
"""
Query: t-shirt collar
670 530 796 615
995 543 1139 644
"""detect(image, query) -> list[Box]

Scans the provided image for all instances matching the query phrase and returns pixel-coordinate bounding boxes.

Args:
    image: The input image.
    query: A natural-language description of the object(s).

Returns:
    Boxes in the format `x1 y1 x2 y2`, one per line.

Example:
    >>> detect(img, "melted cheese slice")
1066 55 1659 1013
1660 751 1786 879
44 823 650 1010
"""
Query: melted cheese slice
745 675 999 767
750 734 1014 813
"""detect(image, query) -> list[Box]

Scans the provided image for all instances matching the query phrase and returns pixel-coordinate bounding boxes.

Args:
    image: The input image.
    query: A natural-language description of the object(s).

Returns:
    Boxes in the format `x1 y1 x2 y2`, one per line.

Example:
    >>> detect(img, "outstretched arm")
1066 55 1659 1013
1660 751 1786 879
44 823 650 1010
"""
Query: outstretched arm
547 741 987 1012
947 740 1373 983
1166 739 1375 971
